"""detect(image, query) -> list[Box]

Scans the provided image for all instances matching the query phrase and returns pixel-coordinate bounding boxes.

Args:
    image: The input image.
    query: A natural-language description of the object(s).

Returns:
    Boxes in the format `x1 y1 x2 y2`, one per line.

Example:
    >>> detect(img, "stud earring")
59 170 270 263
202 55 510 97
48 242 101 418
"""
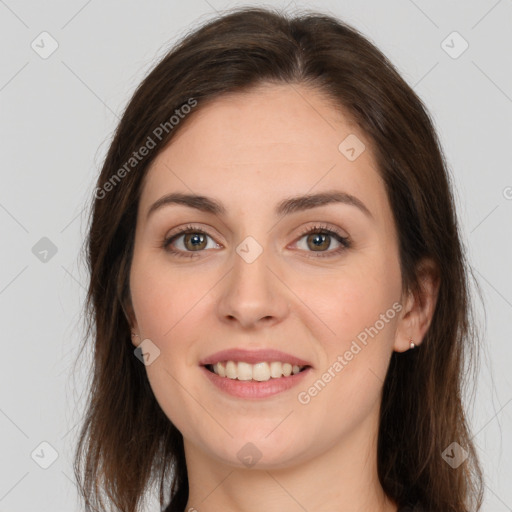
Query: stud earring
409 337 415 350
131 332 140 340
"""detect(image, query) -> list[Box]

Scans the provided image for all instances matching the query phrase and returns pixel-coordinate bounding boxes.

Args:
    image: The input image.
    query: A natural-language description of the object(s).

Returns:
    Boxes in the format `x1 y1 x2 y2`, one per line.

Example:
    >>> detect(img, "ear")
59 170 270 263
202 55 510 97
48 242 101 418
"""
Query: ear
122 295 140 348
394 258 440 352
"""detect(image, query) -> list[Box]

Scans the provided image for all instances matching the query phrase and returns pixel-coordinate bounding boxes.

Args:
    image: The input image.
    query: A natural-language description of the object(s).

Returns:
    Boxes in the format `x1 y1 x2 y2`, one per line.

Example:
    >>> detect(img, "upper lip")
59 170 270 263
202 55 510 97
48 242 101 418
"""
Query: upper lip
199 348 313 367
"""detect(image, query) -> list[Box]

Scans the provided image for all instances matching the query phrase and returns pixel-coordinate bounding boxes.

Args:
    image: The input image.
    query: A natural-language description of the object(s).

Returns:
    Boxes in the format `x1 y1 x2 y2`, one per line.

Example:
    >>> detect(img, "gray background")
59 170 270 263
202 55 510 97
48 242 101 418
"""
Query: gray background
1 0 511 510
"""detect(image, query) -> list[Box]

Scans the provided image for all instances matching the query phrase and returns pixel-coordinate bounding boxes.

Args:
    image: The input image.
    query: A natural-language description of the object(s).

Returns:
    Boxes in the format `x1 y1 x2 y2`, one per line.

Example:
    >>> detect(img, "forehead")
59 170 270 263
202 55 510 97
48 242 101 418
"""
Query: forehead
156 83 362 165
139 83 390 227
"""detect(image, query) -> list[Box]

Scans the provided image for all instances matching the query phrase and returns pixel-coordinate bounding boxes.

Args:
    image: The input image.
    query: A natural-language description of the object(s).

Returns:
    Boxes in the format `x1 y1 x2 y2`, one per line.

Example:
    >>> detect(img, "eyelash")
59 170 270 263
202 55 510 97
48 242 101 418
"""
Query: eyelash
162 223 351 259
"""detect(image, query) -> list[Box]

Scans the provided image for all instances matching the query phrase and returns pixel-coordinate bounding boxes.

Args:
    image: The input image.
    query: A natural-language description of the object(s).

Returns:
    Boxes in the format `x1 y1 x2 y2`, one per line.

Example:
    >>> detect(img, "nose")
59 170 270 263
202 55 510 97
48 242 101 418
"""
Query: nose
216 244 290 329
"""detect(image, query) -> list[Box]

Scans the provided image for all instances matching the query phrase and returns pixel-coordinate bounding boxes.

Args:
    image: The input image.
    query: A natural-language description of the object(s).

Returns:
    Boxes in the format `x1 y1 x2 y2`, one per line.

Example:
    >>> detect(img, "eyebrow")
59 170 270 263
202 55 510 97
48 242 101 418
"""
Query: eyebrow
146 190 373 220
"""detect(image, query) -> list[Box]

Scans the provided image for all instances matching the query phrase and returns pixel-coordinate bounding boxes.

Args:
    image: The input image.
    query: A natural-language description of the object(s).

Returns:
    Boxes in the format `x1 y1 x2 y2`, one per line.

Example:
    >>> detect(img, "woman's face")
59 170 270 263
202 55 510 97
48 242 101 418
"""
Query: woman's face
129 83 412 469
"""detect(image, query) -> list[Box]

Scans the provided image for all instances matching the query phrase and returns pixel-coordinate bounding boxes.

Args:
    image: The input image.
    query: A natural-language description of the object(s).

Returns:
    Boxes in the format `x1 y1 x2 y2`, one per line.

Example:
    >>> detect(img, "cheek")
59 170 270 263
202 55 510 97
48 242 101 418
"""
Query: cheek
130 253 208 340
300 261 400 345
298 253 401 400
295 273 399 439
129 259 206 430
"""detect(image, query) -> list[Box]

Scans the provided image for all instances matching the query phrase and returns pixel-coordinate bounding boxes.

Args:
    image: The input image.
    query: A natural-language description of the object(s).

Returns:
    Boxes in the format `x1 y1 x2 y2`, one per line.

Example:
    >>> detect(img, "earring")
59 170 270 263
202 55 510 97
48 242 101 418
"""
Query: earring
409 337 415 350
131 332 140 340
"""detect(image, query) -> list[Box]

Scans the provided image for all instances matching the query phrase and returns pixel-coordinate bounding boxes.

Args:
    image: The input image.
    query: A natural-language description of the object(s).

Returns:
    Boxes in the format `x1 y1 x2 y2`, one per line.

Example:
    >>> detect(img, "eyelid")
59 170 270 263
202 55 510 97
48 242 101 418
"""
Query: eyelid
164 223 221 243
293 222 349 242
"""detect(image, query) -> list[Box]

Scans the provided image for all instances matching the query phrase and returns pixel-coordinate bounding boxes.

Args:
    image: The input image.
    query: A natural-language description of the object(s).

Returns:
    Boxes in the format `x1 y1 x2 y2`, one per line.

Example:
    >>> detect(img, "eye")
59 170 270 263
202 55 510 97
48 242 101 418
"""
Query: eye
162 224 221 258
293 224 350 258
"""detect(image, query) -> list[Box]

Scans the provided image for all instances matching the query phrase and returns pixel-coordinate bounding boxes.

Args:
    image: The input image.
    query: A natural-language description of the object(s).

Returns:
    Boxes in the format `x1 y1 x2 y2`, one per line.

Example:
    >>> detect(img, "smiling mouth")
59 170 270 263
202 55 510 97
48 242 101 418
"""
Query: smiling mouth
204 361 311 381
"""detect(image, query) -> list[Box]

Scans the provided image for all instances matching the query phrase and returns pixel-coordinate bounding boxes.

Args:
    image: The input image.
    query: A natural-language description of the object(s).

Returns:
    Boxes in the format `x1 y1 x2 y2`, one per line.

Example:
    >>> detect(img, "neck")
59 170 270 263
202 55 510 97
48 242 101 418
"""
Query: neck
183 408 398 512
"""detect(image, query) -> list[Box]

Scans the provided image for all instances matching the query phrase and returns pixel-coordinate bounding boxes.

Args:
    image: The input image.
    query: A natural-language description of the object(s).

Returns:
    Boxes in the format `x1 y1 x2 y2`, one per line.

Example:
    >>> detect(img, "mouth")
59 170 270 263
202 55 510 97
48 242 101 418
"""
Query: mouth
203 361 312 381
200 361 313 399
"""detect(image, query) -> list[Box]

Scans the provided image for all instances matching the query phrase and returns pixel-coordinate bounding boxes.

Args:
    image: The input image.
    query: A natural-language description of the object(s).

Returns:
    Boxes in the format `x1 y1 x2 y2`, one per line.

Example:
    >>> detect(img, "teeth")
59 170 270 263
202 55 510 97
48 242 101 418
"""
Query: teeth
211 361 305 381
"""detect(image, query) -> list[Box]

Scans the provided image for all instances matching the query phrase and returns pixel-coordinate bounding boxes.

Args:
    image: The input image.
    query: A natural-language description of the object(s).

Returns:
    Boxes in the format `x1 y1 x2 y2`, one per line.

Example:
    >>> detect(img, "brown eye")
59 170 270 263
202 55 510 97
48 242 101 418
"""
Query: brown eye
294 225 350 258
305 232 331 251
181 232 208 251
163 225 221 258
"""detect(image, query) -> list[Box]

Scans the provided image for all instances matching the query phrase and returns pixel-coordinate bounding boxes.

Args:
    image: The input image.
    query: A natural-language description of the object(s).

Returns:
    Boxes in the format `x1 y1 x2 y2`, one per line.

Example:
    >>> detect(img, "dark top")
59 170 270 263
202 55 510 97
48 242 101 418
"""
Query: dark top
399 503 425 512
165 500 424 511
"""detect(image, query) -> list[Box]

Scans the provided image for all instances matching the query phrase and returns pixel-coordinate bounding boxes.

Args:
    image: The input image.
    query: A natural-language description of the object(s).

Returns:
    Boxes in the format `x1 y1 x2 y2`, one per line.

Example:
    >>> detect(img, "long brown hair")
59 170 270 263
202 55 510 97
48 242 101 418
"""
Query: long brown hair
74 6 484 512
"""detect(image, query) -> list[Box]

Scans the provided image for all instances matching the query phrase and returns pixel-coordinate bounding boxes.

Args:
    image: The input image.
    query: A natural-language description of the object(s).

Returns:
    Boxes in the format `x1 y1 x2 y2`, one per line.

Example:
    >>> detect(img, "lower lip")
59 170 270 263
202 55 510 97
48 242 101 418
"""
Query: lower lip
200 365 312 399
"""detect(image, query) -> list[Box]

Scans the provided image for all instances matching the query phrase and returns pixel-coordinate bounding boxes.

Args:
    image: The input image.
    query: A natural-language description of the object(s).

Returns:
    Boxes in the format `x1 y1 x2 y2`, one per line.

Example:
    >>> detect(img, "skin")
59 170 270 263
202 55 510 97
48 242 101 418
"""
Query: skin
128 83 439 512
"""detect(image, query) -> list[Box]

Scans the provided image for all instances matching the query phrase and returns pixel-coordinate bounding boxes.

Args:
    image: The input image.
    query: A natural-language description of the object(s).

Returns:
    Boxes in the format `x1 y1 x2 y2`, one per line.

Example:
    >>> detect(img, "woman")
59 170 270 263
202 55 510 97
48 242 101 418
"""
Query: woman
74 6 484 512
